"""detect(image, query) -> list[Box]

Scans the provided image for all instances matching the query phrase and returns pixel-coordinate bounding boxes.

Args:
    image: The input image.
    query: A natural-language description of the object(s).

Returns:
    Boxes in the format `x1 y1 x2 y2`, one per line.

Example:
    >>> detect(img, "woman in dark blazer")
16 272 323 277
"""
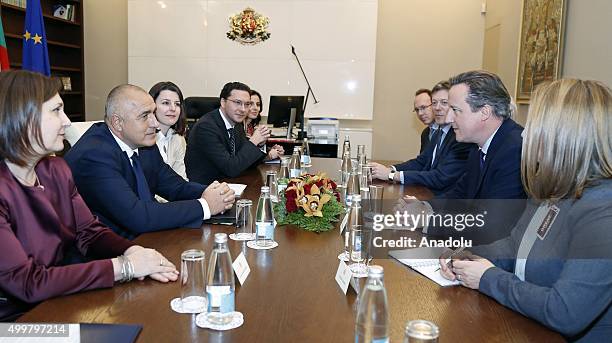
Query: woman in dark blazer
0 70 178 321
440 79 612 342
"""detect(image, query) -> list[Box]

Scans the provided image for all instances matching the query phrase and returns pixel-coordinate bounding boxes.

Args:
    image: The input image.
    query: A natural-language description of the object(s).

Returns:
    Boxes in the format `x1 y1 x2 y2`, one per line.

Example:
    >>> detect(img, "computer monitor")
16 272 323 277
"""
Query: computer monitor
267 96 305 128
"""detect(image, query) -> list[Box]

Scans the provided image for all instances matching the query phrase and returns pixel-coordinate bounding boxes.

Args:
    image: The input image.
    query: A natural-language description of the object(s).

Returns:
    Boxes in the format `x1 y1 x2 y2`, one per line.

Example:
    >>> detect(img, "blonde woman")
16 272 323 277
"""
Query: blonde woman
440 79 612 341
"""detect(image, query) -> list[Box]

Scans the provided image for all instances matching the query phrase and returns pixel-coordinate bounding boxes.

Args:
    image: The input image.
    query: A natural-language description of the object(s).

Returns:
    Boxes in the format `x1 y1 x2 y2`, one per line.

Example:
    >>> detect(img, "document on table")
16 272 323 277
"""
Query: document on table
389 247 460 287
228 183 247 197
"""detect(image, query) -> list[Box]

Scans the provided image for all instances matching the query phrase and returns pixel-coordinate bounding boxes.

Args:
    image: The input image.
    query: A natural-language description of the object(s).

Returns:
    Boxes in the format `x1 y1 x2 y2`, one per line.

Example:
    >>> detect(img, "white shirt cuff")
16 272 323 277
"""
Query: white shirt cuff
399 171 405 185
198 198 211 220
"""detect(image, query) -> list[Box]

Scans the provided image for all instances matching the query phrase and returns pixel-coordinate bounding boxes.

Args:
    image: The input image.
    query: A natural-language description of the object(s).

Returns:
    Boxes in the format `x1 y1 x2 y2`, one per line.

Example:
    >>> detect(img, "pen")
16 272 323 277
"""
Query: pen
435 246 466 272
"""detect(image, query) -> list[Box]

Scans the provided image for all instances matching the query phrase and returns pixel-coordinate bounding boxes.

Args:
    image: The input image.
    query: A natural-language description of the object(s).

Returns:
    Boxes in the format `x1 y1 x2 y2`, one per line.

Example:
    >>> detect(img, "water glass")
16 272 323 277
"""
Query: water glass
265 170 279 202
360 164 373 190
235 199 254 240
180 249 207 312
349 225 367 275
404 320 439 343
369 185 384 214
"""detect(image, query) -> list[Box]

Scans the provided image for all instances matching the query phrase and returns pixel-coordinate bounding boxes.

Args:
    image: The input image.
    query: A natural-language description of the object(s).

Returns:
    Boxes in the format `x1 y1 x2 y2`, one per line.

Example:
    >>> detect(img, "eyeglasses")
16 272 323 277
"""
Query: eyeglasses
226 98 254 108
432 100 449 107
413 104 432 113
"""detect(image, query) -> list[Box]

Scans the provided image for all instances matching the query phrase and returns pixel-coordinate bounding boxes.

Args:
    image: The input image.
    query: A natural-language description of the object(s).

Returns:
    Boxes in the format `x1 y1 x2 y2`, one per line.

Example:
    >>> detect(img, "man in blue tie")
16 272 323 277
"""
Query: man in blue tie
370 81 472 194
65 85 235 239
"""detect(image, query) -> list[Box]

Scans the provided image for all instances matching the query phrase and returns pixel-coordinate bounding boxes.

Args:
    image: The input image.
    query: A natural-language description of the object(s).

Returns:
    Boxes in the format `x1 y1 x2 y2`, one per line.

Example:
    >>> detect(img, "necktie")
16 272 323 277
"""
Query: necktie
428 127 437 140
479 150 486 171
228 128 236 156
130 152 152 201
430 129 443 166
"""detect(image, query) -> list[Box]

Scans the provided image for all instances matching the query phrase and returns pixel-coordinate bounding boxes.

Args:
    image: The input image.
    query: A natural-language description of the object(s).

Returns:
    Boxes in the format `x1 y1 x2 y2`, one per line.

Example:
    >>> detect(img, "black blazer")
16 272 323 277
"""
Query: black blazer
393 128 472 194
64 123 206 239
420 127 431 153
185 109 265 184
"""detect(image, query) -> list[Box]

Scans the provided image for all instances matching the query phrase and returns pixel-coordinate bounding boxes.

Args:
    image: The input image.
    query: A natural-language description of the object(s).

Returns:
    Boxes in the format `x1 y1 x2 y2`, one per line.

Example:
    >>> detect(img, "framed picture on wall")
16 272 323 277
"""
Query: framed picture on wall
515 0 567 103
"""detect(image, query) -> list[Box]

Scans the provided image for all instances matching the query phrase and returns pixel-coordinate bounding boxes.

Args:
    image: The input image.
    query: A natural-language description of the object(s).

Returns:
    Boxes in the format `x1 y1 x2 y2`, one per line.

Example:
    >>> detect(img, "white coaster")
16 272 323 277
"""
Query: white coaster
170 296 208 314
337 252 349 262
246 240 278 250
229 233 255 241
196 311 244 331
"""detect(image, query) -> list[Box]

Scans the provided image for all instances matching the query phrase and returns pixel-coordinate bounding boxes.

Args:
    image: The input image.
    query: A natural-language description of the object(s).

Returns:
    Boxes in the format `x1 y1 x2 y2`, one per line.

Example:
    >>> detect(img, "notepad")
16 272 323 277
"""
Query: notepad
228 183 247 197
389 247 460 287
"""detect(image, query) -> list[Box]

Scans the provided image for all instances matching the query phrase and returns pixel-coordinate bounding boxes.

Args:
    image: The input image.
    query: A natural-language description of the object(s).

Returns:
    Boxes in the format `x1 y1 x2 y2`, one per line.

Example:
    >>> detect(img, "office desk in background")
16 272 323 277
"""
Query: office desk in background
18 158 562 342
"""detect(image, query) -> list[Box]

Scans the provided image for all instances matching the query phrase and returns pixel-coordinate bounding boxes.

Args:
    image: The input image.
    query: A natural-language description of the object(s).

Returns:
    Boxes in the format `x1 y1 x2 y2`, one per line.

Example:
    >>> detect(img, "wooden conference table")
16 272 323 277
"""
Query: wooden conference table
19 158 562 342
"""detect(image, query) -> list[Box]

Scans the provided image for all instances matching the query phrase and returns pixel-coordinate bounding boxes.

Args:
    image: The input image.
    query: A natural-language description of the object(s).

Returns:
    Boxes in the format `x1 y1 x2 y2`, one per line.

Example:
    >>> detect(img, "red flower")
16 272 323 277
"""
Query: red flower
286 198 298 212
334 191 341 202
286 188 297 201
304 183 312 194
315 180 324 189
329 180 337 190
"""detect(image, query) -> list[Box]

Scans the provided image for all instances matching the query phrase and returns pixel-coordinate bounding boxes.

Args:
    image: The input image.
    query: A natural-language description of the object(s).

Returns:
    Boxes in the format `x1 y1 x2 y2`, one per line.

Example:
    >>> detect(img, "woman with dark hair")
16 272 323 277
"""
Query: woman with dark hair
247 89 284 160
0 70 178 321
149 81 188 180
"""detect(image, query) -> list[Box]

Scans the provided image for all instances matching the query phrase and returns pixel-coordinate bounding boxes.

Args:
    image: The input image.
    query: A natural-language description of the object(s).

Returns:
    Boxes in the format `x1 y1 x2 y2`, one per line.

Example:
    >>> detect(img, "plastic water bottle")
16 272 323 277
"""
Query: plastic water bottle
206 233 235 325
255 186 275 247
355 265 389 343
340 150 352 186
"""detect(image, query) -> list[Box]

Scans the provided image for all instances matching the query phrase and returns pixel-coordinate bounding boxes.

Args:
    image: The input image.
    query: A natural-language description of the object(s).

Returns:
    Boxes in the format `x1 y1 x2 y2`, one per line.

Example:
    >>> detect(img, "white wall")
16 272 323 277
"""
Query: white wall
127 0 378 120
372 0 485 161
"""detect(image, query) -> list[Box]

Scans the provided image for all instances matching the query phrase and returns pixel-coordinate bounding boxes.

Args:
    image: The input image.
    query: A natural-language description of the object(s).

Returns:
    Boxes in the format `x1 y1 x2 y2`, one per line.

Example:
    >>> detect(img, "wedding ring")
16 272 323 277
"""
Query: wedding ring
457 274 461 281
160 258 164 266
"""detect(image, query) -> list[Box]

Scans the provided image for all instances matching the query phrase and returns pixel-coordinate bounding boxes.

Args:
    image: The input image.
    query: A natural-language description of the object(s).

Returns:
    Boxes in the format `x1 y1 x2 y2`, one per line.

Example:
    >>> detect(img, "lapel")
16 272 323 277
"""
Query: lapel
212 109 233 151
473 119 512 196
97 123 139 194
430 128 455 169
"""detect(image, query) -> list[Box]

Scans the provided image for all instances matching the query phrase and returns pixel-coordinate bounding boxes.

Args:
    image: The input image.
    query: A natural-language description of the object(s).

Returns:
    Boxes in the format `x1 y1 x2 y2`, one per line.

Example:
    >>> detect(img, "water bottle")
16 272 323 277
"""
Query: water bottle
357 145 367 170
289 149 301 178
255 186 275 247
301 138 312 166
355 265 389 343
206 233 235 325
342 135 351 158
340 150 352 186
346 164 361 207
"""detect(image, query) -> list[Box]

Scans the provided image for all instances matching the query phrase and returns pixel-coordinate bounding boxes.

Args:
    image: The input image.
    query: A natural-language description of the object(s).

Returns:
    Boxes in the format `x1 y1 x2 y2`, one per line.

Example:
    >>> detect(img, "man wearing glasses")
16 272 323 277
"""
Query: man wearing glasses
185 82 270 184
413 88 436 153
371 81 472 194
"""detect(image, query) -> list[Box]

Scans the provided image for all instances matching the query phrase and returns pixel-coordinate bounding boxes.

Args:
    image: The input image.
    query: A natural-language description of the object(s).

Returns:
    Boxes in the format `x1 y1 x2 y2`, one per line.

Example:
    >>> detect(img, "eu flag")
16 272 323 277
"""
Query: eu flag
22 0 50 76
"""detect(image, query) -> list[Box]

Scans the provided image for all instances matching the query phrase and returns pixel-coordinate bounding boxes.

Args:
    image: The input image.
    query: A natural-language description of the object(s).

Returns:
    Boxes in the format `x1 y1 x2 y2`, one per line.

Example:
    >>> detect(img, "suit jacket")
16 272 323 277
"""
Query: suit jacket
393 127 472 194
0 158 134 321
474 180 612 342
64 123 206 238
426 119 527 244
185 109 266 184
420 127 430 153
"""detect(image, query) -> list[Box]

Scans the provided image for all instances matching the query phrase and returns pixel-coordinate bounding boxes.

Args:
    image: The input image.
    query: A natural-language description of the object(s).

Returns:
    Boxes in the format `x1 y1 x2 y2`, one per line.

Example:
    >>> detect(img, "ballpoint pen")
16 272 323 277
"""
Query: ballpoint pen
434 246 466 272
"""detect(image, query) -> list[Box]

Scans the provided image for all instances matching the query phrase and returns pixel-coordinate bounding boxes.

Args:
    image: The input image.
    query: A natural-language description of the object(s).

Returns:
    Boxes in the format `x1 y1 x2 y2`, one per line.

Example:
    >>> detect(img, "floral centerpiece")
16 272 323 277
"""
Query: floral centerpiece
273 173 345 232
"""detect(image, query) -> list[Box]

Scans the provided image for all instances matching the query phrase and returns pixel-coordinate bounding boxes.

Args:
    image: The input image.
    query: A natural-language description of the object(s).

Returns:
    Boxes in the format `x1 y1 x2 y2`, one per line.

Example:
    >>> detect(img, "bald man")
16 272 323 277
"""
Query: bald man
65 84 234 239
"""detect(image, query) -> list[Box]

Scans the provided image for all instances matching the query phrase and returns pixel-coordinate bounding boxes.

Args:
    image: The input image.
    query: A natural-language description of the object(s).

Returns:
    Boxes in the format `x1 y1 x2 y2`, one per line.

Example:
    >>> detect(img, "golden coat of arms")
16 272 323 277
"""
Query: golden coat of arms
226 7 271 45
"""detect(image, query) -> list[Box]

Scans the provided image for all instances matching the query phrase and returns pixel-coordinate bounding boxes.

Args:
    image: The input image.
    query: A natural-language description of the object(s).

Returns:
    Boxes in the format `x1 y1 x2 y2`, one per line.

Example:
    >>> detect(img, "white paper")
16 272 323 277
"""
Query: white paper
228 183 247 197
232 252 251 285
335 260 352 294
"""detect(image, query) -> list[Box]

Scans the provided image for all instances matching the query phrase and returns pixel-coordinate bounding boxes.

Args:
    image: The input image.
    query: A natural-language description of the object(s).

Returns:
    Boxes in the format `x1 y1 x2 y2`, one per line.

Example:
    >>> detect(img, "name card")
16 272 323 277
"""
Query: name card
232 252 251 285
335 260 352 294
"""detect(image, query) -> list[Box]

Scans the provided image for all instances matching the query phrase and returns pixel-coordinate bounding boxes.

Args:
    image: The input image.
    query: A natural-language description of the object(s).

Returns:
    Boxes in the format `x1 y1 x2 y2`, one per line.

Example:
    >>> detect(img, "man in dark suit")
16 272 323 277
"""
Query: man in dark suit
414 88 436 153
65 84 235 239
399 71 526 244
185 82 270 184
371 81 472 194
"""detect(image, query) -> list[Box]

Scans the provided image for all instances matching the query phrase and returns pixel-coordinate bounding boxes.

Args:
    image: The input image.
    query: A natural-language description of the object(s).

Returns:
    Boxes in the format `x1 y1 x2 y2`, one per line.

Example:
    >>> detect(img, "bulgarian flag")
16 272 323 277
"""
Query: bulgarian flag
0 16 9 71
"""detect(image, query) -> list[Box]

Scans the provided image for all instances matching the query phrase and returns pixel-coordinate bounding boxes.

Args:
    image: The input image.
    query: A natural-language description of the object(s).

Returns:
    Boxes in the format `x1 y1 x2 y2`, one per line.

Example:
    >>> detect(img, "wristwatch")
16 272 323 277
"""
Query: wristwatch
388 171 395 181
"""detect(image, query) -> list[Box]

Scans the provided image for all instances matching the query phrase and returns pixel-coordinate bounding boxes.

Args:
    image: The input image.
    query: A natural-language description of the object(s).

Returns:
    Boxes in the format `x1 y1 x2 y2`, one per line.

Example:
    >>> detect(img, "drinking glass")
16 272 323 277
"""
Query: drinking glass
180 249 207 312
235 199 254 240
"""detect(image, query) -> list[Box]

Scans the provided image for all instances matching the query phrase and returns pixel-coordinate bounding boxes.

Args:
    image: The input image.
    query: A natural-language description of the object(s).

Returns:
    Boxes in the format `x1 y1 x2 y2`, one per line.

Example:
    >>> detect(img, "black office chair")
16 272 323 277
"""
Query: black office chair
184 96 220 135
